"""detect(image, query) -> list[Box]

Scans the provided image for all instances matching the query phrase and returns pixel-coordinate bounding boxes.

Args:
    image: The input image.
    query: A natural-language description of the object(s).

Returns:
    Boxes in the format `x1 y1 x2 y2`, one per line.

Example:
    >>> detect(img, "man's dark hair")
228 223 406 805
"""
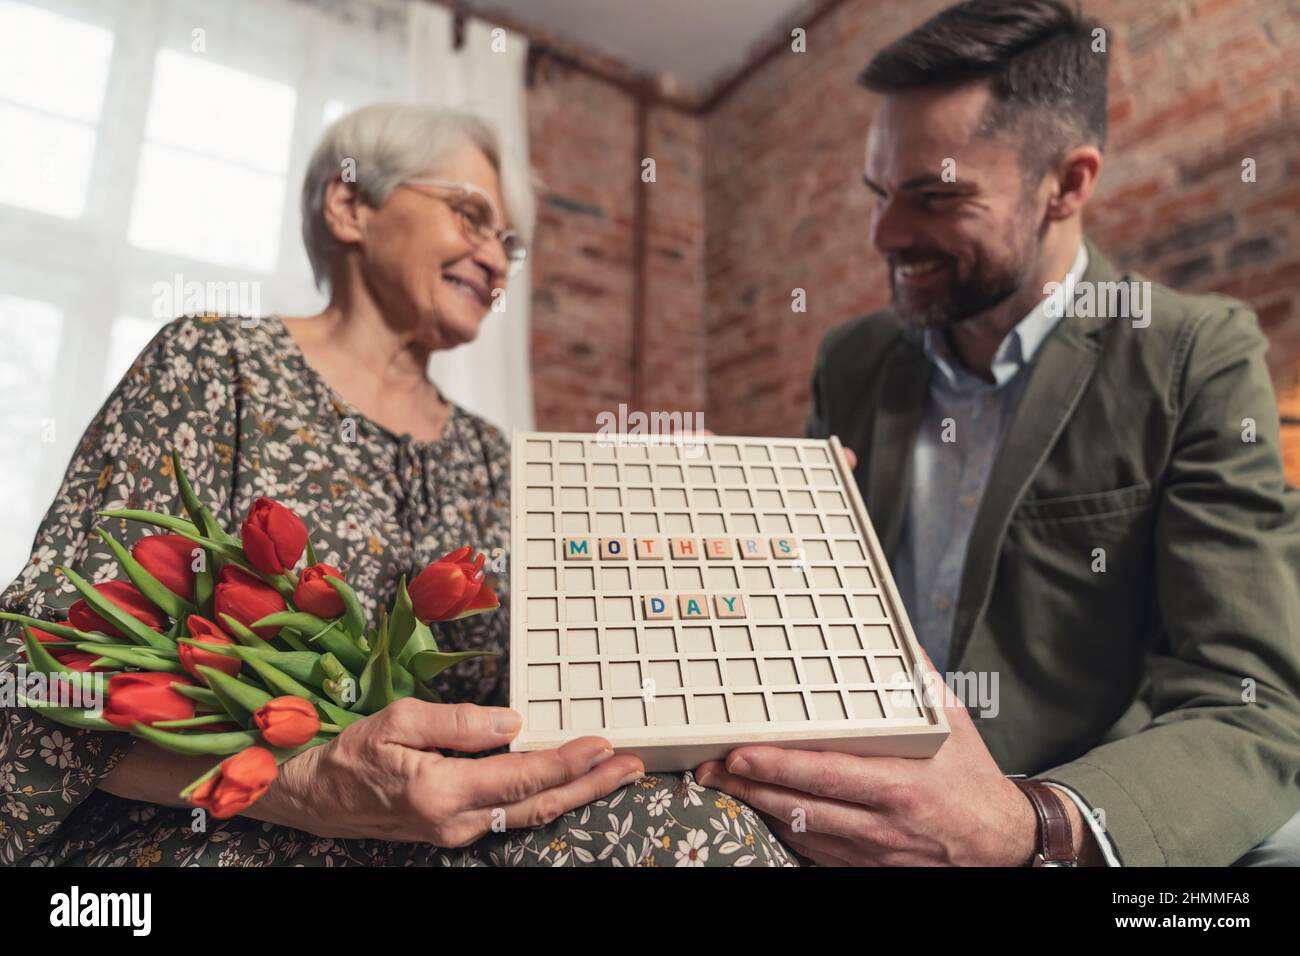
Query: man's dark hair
858 0 1109 183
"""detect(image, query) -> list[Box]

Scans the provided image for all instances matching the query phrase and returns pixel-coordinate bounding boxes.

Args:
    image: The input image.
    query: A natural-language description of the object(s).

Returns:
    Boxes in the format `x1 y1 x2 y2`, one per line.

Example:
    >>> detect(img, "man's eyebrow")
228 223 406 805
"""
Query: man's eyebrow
861 173 978 193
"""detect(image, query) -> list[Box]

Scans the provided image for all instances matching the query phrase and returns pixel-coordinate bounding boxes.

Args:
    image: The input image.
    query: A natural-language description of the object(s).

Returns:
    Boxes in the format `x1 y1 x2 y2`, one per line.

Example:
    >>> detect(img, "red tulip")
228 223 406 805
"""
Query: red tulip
253 696 321 747
20 629 112 673
68 579 168 637
58 652 110 673
214 566 286 639
190 747 278 819
241 498 308 575
132 533 199 601
408 546 500 622
293 564 345 618
104 672 195 728
178 615 241 684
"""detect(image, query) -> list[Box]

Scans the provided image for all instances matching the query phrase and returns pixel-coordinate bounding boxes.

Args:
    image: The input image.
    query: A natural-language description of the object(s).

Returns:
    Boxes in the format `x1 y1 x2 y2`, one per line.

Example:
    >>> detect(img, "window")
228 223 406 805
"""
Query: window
0 1 113 218
127 50 297 272
0 294 65 576
104 315 167 394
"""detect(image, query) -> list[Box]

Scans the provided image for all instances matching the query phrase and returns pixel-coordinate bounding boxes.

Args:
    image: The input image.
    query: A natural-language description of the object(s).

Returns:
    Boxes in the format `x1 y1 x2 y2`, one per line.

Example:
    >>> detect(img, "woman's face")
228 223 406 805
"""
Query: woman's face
343 142 512 349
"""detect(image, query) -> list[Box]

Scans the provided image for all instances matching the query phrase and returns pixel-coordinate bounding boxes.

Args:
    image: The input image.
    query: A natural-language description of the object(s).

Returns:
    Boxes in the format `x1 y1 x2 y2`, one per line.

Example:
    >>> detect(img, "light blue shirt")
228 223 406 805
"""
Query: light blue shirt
890 243 1121 865
893 243 1088 673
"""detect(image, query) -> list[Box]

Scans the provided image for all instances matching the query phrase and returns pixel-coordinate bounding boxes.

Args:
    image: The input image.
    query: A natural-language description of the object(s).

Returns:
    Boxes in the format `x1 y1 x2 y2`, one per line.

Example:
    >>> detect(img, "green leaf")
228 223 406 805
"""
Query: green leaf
94 509 227 554
179 761 223 800
388 577 417 661
199 666 273 728
406 649 498 684
171 452 237 543
276 629 311 653
316 698 363 727
19 627 106 697
324 575 366 642
58 565 175 651
153 714 237 729
198 505 239 546
17 696 117 731
194 563 215 618
305 535 319 568
217 613 275 651
267 735 333 763
97 509 203 541
354 613 394 714
391 659 415 698
0 610 130 645
170 683 221 709
396 619 439 669
95 528 197 620
228 648 362 728
252 610 333 634
318 653 356 709
257 614 366 673
170 449 208 532
72 643 184 672
132 722 261 756
234 648 334 690
96 509 296 597
177 735 332 804
446 604 500 622
72 639 177 660
231 647 316 700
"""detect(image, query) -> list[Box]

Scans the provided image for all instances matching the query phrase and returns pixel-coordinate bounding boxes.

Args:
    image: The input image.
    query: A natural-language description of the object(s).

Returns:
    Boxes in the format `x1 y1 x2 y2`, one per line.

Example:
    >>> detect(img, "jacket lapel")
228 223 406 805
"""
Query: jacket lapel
866 336 930 558
946 240 1118 667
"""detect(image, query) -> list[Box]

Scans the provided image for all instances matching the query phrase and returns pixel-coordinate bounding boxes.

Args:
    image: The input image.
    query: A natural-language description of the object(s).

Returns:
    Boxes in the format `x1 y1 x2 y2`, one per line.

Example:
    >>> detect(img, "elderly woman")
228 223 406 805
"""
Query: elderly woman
0 104 795 867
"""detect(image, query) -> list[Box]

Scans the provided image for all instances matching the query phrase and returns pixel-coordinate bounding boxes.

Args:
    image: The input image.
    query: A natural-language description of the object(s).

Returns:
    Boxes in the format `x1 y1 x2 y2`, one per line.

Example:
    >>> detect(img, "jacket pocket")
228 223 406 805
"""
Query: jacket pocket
1013 481 1152 523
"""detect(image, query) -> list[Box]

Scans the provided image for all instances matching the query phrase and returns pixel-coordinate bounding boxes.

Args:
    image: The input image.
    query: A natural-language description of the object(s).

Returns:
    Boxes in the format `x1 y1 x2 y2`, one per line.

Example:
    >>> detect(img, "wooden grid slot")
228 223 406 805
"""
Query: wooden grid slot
510 432 949 770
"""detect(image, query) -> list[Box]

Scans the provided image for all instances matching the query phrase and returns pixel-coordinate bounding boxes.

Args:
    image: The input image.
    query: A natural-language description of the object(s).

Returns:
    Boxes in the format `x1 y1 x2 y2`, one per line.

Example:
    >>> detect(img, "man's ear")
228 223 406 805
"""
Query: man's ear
1047 146 1103 222
321 178 367 246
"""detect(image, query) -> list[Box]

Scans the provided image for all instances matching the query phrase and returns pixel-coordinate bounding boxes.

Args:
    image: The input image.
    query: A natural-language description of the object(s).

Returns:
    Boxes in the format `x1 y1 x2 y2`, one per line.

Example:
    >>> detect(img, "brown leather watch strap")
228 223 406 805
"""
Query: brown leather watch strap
1013 779 1077 866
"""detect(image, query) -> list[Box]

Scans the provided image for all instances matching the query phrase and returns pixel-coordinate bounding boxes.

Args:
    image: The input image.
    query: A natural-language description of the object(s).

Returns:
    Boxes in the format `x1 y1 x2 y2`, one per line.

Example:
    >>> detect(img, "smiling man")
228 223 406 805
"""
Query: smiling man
697 0 1300 866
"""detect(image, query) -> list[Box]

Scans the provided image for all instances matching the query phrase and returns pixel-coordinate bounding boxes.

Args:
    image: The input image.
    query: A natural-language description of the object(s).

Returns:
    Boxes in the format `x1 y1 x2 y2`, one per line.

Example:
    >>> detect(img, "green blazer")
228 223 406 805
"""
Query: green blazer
805 239 1300 866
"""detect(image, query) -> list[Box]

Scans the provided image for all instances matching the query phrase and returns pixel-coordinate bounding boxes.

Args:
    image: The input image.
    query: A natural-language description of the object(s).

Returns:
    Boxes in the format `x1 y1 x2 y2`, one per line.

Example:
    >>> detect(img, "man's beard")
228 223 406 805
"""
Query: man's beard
890 236 1038 331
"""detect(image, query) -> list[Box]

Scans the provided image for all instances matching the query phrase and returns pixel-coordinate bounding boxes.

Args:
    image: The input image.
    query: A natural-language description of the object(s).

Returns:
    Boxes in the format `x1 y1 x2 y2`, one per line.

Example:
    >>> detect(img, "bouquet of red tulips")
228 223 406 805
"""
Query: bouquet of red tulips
2 451 499 819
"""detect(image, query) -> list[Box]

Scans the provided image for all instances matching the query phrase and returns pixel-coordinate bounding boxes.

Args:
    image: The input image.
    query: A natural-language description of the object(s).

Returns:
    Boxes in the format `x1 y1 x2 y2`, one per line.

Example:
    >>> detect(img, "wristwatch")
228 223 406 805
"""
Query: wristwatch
1007 775 1078 867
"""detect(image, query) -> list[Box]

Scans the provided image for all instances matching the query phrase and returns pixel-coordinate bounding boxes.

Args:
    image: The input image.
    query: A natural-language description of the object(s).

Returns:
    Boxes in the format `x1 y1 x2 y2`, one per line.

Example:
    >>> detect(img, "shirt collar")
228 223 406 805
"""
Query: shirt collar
924 241 1088 389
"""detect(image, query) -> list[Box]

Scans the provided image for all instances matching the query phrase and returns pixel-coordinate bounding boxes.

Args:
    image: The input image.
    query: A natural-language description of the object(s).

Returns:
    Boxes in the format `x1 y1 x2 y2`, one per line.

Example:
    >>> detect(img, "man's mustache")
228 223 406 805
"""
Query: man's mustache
887 251 956 270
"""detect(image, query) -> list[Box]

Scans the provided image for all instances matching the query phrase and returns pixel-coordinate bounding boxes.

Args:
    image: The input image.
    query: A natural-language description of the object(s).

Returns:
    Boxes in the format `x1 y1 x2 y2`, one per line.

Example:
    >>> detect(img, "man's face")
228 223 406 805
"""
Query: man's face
864 83 1046 329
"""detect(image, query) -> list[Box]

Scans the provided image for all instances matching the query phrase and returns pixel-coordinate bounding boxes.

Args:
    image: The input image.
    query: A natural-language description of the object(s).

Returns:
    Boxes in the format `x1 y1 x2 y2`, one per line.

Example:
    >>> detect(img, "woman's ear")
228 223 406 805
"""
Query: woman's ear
321 178 367 246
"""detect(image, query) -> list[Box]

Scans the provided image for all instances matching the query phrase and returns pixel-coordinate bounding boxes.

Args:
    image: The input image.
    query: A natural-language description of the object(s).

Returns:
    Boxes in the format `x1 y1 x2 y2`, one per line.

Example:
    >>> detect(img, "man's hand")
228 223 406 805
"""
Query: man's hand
696 652 1072 866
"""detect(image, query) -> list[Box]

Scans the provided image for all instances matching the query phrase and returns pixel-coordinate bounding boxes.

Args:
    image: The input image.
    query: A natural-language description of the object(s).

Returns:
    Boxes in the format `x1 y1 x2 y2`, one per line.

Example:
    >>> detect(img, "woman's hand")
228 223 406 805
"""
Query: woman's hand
247 698 644 846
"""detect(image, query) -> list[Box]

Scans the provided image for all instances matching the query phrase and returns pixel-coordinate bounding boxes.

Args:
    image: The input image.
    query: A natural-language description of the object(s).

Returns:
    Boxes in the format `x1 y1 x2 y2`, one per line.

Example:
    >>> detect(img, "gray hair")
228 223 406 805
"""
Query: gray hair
300 102 536 290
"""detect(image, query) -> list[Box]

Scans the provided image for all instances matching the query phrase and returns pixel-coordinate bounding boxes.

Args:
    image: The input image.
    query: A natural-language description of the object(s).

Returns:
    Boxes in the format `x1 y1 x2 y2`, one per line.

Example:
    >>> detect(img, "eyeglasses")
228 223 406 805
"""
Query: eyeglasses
399 177 528 272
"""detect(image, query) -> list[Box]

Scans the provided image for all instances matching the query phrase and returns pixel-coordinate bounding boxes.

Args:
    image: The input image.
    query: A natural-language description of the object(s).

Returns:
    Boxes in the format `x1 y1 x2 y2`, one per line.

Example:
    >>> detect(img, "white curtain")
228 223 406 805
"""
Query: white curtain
408 3 536 438
0 0 534 583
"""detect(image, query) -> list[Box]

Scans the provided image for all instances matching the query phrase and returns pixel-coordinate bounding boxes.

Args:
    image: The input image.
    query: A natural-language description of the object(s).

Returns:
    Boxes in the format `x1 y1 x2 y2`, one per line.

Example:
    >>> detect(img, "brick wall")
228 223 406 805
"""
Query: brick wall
526 66 706 433
525 0 1300 443
704 0 1300 436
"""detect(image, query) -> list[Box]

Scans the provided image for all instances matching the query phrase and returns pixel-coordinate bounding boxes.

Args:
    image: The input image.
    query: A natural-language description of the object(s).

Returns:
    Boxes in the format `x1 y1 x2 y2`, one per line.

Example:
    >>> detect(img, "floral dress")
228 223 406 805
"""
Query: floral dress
0 314 798 867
